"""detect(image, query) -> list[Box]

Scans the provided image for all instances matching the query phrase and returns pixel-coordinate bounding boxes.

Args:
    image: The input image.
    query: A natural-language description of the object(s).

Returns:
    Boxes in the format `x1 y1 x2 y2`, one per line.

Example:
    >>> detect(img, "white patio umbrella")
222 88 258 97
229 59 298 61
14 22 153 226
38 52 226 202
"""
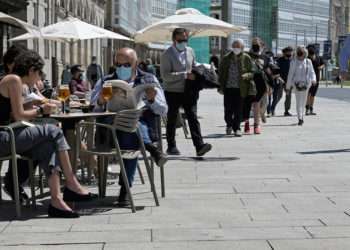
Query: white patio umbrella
134 8 246 44
10 17 130 42
0 11 38 34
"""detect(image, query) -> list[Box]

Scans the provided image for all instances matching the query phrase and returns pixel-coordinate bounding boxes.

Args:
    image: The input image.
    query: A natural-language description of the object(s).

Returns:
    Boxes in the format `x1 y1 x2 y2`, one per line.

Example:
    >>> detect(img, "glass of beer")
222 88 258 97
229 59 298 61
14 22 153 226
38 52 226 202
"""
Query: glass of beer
57 85 70 113
102 83 112 111
85 91 91 106
102 83 113 101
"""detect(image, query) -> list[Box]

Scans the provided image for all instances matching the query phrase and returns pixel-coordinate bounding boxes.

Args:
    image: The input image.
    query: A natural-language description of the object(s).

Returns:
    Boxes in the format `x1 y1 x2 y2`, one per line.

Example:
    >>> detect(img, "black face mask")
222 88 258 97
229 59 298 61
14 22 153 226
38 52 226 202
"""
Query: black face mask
297 51 304 57
308 49 315 55
252 44 260 53
285 54 292 58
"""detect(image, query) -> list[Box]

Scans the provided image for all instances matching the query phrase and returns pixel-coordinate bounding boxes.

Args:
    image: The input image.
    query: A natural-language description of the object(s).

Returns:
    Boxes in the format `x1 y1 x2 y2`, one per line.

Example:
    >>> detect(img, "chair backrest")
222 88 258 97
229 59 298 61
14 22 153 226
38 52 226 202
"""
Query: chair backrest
113 109 143 133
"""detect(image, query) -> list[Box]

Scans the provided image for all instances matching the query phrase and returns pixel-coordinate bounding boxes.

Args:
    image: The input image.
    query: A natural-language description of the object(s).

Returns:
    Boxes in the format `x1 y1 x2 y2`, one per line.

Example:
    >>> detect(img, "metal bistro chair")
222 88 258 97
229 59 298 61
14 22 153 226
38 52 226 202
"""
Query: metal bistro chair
76 109 160 213
0 125 37 218
162 110 190 139
137 115 166 197
148 115 166 197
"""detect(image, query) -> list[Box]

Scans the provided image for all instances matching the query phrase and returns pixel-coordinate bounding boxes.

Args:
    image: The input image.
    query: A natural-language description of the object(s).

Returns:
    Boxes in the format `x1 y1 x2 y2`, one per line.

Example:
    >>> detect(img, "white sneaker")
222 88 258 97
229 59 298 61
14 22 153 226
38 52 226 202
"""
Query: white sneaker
234 130 242 137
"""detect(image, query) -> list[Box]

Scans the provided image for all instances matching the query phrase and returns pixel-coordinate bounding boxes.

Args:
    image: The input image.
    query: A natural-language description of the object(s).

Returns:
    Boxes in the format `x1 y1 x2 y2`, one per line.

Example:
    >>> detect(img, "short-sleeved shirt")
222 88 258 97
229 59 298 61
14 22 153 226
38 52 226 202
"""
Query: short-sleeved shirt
308 55 324 82
277 57 291 82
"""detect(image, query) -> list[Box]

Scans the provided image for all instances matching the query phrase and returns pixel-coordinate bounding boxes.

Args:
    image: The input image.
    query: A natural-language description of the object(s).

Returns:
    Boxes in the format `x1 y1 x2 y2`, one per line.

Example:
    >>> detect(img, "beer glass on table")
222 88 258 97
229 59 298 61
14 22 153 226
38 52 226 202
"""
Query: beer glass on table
102 83 112 111
57 85 70 113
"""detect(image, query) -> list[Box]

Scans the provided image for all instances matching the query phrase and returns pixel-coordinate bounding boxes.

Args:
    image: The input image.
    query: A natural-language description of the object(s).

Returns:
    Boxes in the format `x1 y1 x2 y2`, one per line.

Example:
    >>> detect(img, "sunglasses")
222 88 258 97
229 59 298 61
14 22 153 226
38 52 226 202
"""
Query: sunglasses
116 62 131 67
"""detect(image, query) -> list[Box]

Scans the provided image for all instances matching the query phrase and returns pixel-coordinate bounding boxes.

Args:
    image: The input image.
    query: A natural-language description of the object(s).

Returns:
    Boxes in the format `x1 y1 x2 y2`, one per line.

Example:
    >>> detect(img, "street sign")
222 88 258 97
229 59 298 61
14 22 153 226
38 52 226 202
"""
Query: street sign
323 40 332 60
338 35 348 53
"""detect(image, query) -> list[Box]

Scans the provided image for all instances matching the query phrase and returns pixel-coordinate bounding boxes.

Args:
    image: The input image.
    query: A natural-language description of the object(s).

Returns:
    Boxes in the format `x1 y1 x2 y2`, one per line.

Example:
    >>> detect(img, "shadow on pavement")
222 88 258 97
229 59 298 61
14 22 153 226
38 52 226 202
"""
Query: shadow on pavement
272 115 297 118
264 123 298 127
167 156 240 162
298 149 350 155
0 194 150 221
0 201 48 221
203 133 230 139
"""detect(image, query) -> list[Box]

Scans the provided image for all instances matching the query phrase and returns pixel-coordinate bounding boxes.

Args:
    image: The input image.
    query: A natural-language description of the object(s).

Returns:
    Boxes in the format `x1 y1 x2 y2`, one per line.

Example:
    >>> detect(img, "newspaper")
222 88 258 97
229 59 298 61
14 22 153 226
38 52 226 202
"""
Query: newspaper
106 80 157 112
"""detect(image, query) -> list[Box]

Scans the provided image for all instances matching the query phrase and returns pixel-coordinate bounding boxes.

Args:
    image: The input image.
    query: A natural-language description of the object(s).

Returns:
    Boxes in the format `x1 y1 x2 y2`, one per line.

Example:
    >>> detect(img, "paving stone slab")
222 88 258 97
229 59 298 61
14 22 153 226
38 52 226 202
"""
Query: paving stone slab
249 211 350 221
270 238 350 250
0 243 103 250
3 225 71 233
104 241 271 250
306 226 350 238
220 219 323 228
152 227 311 241
0 230 150 245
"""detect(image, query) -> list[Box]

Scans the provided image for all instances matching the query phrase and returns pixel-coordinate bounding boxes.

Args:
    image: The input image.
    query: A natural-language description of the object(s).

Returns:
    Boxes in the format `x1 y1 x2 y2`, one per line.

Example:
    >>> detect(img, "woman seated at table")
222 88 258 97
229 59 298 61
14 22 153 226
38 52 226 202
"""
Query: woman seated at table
0 50 96 218
25 79 99 176
69 64 89 98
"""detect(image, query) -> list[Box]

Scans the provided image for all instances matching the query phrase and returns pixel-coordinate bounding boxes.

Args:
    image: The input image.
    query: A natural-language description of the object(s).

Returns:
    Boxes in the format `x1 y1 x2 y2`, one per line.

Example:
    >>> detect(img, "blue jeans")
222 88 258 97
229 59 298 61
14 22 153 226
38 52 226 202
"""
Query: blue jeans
96 116 154 187
139 120 152 144
115 130 139 187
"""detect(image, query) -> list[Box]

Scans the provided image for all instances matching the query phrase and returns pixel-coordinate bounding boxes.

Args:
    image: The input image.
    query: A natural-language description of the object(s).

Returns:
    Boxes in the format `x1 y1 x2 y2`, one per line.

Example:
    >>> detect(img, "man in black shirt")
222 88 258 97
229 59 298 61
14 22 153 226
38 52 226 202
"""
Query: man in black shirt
276 46 293 116
306 45 325 115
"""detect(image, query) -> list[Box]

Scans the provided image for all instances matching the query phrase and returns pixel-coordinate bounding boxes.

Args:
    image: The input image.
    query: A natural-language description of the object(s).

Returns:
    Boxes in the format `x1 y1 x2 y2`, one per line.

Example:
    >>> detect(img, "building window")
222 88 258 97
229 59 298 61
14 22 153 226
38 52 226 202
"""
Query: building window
33 40 39 53
45 6 50 26
78 41 82 63
69 0 73 12
85 40 88 66
33 3 38 26
91 39 95 61
44 40 50 59
61 42 66 64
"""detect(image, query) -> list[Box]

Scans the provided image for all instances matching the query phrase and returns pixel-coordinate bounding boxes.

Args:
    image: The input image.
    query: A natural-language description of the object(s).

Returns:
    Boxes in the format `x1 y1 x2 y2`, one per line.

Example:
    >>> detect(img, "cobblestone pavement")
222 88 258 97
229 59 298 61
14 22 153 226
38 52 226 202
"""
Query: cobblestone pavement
1 87 350 249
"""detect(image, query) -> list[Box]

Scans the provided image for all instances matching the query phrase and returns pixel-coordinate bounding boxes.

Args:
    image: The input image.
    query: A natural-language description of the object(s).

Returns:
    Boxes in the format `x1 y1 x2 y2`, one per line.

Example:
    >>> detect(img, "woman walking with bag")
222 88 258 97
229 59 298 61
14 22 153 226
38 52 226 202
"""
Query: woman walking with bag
247 38 270 134
286 47 316 126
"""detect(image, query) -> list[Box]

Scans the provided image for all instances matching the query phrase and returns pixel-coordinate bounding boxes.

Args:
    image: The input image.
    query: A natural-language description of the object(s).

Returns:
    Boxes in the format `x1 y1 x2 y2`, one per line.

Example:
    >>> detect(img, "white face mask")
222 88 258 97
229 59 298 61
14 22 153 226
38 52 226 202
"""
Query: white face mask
233 48 242 55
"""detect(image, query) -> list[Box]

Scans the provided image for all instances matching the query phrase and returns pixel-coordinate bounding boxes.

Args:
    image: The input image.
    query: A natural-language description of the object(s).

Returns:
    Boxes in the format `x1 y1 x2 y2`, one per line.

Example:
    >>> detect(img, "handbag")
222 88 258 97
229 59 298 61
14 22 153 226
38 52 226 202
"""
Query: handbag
248 79 257 96
295 81 307 91
293 59 309 91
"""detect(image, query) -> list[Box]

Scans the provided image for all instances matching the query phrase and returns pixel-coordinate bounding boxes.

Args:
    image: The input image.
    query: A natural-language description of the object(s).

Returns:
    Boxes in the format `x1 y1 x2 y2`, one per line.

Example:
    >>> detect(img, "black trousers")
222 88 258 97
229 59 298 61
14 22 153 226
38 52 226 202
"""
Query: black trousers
165 91 204 149
6 159 38 186
270 83 284 113
224 88 242 131
242 95 255 121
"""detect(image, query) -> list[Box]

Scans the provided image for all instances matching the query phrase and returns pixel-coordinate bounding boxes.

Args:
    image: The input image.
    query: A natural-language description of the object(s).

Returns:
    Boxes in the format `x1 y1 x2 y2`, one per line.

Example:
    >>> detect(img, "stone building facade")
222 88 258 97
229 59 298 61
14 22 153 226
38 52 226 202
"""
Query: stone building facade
1 0 105 86
329 0 350 57
0 0 28 61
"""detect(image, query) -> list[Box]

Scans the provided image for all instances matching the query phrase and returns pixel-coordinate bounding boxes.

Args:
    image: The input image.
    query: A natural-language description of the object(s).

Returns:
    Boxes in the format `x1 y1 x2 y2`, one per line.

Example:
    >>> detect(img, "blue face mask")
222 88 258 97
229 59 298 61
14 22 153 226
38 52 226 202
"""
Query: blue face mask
175 41 187 51
116 66 132 81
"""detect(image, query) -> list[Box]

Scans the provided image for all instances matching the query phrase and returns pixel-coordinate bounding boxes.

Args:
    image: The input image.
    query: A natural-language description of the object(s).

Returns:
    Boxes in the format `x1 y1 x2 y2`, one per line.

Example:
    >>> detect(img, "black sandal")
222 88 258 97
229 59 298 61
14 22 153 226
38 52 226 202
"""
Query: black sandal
63 187 98 202
48 204 79 218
